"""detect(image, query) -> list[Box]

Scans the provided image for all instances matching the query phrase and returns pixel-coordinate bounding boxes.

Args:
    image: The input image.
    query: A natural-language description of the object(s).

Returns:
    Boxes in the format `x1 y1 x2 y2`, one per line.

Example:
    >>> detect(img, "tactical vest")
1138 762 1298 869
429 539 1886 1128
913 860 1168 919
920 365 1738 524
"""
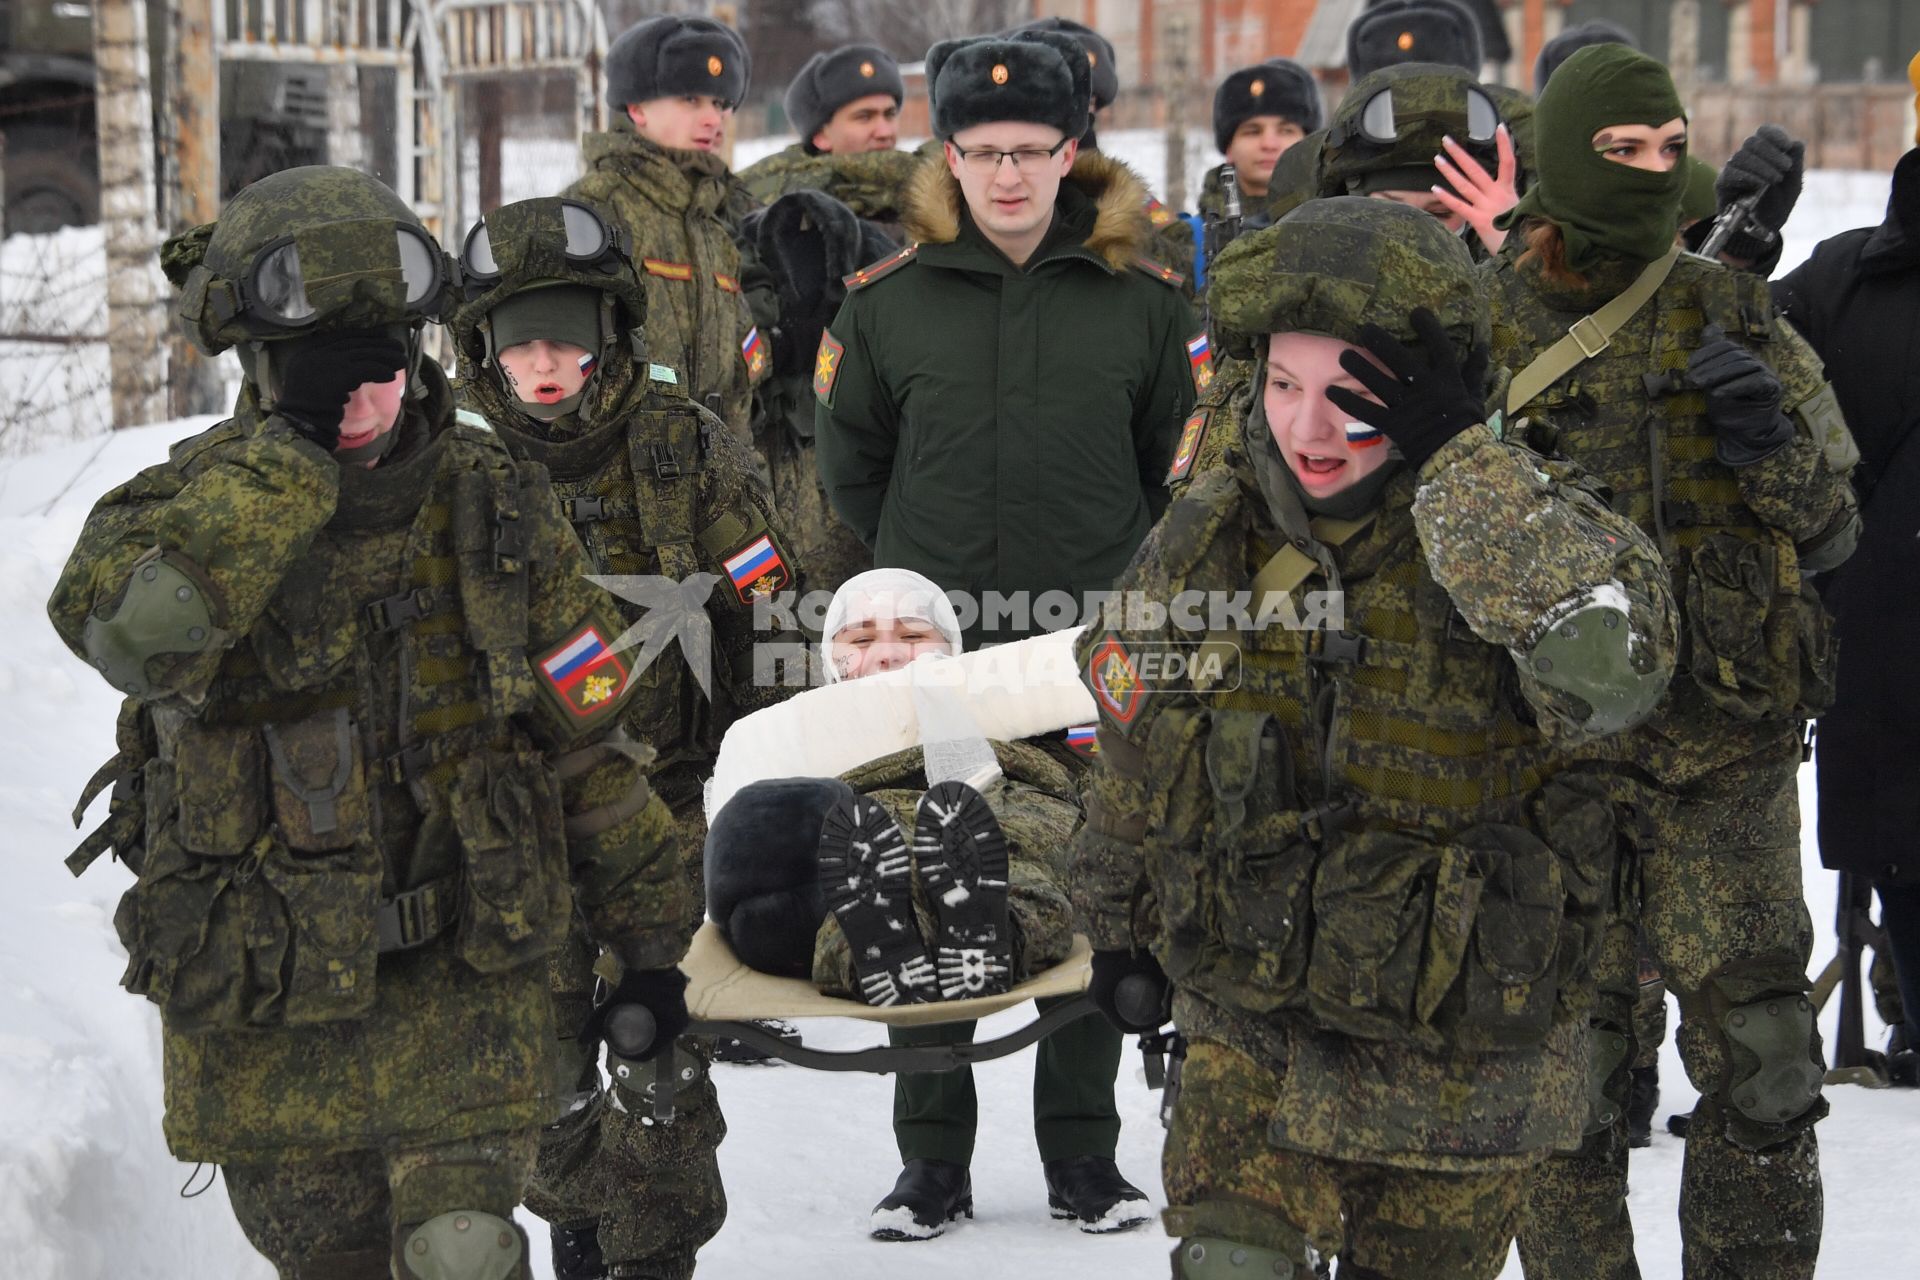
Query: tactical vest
111 419 574 1035
523 398 764 806
1487 254 1836 727
1136 470 1612 1057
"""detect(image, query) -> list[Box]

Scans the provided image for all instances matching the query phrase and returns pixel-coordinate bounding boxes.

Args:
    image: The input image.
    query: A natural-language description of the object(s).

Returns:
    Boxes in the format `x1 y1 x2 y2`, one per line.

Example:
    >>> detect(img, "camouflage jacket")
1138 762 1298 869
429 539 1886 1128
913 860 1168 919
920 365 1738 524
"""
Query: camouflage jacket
460 345 803 820
738 142 921 233
1070 402 1679 1170
567 126 770 439
46 363 688 1160
1482 242 1862 783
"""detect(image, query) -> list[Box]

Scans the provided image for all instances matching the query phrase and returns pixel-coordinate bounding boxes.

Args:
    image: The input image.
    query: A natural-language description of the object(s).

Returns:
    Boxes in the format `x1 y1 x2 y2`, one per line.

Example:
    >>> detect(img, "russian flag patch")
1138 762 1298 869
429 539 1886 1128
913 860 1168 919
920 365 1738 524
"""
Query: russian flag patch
1066 724 1099 756
741 326 768 380
1186 332 1213 392
722 533 791 603
536 623 630 720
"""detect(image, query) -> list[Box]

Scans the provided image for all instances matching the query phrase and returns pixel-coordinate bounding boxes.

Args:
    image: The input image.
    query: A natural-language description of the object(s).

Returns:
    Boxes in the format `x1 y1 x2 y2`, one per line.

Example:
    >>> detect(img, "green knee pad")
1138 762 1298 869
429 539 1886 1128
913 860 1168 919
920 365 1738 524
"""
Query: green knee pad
1174 1237 1307 1279
398 1210 526 1280
1721 995 1824 1128
1583 1025 1632 1136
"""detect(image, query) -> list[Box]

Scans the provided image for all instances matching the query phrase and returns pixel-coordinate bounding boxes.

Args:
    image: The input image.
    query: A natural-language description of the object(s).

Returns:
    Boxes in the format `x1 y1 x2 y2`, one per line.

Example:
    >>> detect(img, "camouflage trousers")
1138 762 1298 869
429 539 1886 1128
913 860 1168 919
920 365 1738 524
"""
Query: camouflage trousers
1517 742 1827 1280
1632 937 1667 1071
760 426 870 600
223 1129 539 1279
1162 1040 1530 1279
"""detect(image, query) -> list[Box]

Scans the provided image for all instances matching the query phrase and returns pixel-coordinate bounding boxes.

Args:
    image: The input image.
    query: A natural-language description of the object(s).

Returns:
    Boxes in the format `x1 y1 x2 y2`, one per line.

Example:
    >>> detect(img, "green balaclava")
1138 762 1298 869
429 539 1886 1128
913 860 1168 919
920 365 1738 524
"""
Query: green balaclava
1500 44 1686 270
487 283 604 422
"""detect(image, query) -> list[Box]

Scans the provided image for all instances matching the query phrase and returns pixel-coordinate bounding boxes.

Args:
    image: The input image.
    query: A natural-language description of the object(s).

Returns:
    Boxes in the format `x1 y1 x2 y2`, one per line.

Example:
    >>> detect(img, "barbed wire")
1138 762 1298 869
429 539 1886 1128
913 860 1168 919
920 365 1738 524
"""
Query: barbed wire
0 227 115 456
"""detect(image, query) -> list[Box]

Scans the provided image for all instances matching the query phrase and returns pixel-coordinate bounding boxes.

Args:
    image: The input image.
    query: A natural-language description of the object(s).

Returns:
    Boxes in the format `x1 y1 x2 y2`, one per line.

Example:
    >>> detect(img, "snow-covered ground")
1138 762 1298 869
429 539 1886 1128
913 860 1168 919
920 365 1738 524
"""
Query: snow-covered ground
2 161 1913 1278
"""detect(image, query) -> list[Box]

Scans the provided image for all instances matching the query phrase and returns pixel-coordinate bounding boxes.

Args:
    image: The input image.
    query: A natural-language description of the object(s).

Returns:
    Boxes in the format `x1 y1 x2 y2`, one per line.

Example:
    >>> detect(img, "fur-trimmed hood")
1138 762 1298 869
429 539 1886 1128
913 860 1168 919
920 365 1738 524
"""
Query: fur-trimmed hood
900 150 1154 271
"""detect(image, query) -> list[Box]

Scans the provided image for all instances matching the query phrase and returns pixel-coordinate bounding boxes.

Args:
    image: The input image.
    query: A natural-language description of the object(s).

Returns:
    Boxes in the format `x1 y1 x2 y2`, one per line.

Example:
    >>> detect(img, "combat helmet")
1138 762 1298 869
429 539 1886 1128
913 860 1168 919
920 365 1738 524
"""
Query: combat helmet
1208 195 1487 365
450 196 648 424
1321 61 1502 198
159 165 453 391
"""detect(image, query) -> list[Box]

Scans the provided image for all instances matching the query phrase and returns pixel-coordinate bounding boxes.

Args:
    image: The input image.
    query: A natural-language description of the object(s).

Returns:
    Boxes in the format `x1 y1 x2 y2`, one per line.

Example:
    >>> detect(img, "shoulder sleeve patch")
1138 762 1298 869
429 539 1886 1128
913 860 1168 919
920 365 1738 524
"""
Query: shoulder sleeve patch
1185 331 1214 394
842 243 919 291
814 329 847 404
1144 196 1176 227
718 530 793 604
1086 636 1145 726
1132 255 1185 288
1166 408 1211 484
534 621 632 728
741 326 769 380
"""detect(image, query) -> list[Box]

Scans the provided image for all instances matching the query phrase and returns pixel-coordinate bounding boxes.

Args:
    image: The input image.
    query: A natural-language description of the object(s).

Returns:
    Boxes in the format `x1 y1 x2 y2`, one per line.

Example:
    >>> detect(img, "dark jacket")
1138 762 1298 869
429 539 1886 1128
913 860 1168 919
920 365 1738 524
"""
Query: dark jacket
1777 149 1920 885
814 152 1202 645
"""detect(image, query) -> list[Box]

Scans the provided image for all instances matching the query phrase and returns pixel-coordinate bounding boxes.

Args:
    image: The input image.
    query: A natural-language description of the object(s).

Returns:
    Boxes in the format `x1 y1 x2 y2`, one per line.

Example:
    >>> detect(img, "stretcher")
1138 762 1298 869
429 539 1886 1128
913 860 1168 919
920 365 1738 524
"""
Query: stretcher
608 923 1177 1120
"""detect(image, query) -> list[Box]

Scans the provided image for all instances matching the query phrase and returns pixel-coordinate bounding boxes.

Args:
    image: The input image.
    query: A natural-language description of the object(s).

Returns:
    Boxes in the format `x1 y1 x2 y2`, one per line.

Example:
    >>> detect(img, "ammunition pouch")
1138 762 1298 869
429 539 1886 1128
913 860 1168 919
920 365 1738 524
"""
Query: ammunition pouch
1682 531 1835 722
1583 1024 1632 1137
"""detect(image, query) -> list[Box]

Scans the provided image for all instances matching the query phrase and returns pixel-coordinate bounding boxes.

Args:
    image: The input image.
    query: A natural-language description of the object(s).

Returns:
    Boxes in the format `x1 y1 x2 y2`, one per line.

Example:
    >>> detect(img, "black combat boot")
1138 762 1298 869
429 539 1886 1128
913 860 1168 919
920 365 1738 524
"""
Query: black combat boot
551 1220 607 1280
1626 1064 1659 1147
1043 1155 1152 1233
915 780 1014 1000
819 795 937 1006
870 1158 973 1240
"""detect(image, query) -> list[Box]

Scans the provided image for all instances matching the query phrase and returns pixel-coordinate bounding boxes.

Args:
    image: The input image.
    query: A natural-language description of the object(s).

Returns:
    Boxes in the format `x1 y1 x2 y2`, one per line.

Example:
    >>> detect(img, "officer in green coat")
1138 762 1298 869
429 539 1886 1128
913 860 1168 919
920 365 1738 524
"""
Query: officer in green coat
815 29 1204 651
449 196 804 1280
1072 195 1680 1280
565 15 768 441
47 167 692 1280
1483 47 1859 1280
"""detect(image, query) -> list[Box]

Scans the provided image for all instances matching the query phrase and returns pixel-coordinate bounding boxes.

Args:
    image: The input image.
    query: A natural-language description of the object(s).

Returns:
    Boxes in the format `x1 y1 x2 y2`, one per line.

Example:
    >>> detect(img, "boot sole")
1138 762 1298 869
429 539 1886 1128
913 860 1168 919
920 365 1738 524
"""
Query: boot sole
914 781 1012 1000
819 796 935 1007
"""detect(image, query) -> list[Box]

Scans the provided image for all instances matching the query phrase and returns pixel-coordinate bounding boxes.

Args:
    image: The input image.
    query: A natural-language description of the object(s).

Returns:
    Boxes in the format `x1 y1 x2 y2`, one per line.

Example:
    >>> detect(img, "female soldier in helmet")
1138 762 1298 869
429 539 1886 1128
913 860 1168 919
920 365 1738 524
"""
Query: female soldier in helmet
1070 196 1678 1279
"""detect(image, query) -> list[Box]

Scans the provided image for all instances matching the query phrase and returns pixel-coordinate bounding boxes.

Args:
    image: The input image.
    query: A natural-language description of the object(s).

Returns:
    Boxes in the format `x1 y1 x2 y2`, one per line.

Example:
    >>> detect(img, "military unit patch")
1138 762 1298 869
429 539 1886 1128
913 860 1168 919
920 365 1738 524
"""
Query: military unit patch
1166 408 1210 484
1186 332 1214 393
1066 724 1100 756
814 330 846 403
1088 637 1144 725
742 326 768 379
722 534 792 603
537 624 631 720
842 243 919 291
1144 196 1175 227
642 258 694 281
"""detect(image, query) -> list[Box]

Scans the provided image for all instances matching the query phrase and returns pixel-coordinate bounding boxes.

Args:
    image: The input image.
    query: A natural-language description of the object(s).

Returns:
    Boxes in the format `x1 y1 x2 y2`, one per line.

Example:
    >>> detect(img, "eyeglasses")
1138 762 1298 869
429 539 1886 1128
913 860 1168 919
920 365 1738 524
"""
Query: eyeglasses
243 223 445 327
949 137 1071 174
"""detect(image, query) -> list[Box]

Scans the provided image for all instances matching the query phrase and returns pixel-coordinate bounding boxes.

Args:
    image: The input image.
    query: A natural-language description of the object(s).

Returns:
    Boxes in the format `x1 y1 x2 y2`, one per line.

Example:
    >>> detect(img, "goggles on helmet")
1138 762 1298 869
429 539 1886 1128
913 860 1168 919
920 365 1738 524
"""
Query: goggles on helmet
1349 84 1501 147
240 221 447 329
459 199 626 292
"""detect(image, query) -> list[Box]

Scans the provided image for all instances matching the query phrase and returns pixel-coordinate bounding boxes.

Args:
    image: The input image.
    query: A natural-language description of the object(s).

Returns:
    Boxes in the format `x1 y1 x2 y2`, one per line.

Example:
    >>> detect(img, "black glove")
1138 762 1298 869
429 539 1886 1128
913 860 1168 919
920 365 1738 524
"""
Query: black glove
1686 324 1794 466
578 966 690 1063
1715 124 1804 254
272 331 409 450
1325 307 1490 472
1089 949 1172 1034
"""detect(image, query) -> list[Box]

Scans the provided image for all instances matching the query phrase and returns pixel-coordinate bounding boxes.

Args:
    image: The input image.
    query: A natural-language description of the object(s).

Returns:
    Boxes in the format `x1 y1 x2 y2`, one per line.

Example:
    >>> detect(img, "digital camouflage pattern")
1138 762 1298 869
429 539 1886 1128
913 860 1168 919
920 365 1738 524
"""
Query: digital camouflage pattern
810 738 1080 995
567 125 768 439
222 1119 539 1276
47 356 690 1169
1482 239 1857 1277
450 200 808 1277
736 143 920 232
1163 1039 1530 1279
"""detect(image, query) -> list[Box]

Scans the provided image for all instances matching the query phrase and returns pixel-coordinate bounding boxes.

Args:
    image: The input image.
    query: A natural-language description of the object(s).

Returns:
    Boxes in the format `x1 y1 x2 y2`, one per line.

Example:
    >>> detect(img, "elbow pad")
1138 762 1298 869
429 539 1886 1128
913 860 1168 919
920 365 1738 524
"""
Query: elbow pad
82 548 229 698
1521 597 1669 736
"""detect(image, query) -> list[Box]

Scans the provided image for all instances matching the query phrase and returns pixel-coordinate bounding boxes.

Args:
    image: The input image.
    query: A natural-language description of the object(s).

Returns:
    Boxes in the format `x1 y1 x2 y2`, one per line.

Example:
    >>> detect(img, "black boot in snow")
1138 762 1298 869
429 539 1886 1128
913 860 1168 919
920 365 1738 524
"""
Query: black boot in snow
870 1158 973 1240
1043 1155 1153 1233
1626 1064 1659 1147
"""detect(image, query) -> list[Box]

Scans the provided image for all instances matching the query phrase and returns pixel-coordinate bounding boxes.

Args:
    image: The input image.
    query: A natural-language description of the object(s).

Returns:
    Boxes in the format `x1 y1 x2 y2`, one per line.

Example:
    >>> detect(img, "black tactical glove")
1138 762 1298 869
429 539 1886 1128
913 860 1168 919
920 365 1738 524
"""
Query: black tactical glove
1687 324 1794 466
272 331 409 450
1089 949 1172 1034
1715 124 1804 259
578 966 690 1063
1326 307 1490 472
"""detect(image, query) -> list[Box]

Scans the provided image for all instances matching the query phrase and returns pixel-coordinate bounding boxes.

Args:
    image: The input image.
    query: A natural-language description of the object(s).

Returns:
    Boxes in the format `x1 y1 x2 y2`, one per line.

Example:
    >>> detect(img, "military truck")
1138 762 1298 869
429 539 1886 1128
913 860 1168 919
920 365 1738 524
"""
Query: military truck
0 0 330 234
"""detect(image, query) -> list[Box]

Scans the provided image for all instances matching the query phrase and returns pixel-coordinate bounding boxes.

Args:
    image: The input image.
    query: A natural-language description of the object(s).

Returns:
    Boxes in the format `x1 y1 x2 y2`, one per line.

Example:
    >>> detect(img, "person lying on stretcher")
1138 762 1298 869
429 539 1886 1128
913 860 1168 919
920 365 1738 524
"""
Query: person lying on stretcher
701 568 1095 1007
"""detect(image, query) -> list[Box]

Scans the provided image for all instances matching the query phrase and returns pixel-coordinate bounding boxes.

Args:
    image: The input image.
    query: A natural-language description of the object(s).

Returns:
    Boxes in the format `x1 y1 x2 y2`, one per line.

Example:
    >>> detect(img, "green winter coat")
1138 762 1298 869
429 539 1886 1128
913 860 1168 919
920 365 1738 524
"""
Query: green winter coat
47 363 688 1161
1072 398 1680 1171
815 151 1204 645
566 125 769 438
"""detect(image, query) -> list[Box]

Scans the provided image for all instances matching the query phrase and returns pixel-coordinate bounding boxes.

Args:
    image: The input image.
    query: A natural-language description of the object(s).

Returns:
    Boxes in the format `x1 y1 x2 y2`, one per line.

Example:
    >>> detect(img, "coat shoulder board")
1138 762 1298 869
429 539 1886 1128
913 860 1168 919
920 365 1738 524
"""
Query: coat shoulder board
1132 255 1185 288
842 243 920 291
